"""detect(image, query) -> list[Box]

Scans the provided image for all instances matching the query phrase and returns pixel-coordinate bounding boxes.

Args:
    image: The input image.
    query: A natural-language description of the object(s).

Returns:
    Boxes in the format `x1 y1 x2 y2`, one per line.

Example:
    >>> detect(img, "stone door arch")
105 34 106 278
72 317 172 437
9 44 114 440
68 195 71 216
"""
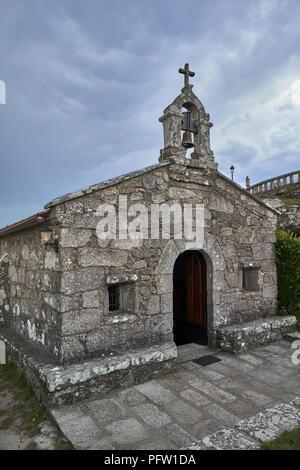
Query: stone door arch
155 238 225 347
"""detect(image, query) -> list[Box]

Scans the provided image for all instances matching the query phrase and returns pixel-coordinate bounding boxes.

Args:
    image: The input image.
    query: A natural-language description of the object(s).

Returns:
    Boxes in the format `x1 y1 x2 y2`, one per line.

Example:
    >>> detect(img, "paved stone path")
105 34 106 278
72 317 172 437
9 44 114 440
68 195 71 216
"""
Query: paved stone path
50 340 300 450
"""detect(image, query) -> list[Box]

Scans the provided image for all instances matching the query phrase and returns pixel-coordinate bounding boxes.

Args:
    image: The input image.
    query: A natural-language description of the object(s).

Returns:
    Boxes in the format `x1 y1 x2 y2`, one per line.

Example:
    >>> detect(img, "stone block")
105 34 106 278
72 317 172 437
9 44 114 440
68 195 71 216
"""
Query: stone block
145 313 172 337
147 295 160 315
156 274 173 294
161 293 172 313
135 380 177 405
60 248 77 271
119 388 148 406
61 309 100 335
51 408 103 450
252 243 275 260
179 389 211 407
133 403 171 428
165 423 198 448
188 378 236 404
61 267 104 294
44 251 59 270
143 174 157 189
60 228 92 248
205 403 240 427
73 213 98 229
156 240 179 275
164 399 203 424
225 272 239 288
85 398 127 424
78 248 128 267
105 418 149 445
82 290 100 308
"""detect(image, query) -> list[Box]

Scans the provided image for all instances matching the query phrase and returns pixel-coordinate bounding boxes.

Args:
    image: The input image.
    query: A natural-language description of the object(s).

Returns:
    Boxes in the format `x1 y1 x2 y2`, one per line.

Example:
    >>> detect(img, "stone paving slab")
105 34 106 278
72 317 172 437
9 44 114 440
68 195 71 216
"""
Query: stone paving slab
105 418 150 446
132 403 172 428
177 344 219 363
134 381 177 405
50 340 300 450
51 406 104 450
188 377 237 403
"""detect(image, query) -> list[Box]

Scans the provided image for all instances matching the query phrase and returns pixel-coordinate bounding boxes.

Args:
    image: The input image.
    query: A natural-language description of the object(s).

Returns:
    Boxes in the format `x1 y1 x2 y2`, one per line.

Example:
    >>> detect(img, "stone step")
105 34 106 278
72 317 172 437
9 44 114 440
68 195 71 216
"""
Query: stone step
216 315 297 353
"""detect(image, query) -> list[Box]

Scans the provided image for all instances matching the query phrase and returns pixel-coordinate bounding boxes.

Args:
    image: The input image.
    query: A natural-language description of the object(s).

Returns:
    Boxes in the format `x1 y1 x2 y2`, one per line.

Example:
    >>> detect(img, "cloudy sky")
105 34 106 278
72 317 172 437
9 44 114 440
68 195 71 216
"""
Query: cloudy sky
1 0 300 227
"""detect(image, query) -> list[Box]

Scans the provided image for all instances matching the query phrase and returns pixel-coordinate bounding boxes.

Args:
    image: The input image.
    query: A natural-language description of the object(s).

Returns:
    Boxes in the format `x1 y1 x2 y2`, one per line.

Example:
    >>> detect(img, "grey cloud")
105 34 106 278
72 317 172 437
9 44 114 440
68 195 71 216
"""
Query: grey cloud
1 0 300 226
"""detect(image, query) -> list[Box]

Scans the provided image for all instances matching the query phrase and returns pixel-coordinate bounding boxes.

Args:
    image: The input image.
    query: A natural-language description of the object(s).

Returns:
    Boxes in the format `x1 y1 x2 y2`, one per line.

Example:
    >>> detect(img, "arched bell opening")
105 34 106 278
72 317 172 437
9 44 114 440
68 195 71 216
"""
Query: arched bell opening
180 104 198 158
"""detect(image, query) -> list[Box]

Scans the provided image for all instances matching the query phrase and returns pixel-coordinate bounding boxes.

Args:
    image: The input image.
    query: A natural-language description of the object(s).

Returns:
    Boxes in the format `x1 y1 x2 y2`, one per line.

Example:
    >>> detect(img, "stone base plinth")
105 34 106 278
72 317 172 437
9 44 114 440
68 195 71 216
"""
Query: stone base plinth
0 327 177 407
216 315 297 353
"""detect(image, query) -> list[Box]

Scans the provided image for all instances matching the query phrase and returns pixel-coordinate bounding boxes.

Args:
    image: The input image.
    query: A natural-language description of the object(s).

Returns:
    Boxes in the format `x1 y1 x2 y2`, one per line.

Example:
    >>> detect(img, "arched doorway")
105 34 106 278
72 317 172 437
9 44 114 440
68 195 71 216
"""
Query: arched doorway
173 250 207 346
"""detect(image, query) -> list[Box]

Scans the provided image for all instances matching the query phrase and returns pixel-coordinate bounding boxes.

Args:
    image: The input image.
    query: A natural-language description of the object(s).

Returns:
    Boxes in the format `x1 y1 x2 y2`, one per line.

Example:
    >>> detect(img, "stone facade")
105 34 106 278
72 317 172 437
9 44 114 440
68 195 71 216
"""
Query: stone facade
0 159 280 362
0 71 295 403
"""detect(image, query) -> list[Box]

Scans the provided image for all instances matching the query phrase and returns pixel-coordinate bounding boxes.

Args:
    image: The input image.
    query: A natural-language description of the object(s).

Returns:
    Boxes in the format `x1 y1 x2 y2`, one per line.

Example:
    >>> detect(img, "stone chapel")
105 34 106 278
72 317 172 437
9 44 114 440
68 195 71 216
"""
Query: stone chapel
0 64 296 405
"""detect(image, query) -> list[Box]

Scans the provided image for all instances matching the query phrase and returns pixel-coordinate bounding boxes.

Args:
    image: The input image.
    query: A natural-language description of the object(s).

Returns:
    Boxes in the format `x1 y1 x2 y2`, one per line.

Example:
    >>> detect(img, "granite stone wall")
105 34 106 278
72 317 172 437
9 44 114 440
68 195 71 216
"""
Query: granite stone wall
0 225 62 356
0 158 278 363
48 158 278 361
0 260 9 325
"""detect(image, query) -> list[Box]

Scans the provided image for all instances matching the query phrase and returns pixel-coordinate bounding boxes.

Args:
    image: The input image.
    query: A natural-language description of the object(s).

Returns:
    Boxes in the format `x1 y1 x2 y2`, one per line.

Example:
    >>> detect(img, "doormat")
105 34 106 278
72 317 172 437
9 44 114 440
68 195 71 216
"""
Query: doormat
193 355 222 366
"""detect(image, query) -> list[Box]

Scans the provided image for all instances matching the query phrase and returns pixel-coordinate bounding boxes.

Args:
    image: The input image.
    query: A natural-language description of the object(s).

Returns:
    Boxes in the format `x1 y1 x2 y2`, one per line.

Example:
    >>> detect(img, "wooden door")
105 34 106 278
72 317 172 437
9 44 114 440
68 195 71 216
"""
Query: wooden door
173 251 207 345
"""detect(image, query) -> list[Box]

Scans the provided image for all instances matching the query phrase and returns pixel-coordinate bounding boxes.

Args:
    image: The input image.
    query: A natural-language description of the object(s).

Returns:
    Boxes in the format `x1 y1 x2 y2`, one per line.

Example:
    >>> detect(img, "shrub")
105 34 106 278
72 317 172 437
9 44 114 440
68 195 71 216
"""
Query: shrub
275 229 300 321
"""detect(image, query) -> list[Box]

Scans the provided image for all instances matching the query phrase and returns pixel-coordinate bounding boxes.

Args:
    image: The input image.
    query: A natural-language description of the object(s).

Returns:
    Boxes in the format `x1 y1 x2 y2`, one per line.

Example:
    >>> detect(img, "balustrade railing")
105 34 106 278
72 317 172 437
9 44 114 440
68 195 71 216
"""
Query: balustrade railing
247 170 300 195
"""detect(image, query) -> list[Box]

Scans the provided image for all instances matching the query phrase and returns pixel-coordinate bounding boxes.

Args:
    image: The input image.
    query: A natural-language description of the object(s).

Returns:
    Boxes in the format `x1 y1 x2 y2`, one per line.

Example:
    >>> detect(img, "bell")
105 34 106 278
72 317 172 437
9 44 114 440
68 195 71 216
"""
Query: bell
182 130 194 149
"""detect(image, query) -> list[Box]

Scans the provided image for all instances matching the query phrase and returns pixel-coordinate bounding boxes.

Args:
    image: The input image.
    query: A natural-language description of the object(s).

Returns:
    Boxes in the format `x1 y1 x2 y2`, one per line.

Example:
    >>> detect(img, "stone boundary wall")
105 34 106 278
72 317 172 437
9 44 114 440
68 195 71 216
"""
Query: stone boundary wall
216 315 296 353
0 327 177 407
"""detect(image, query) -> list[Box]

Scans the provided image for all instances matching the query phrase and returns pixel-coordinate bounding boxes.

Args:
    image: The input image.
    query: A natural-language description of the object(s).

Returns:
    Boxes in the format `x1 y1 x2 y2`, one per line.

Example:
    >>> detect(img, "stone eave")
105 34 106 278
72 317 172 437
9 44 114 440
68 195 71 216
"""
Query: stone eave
44 161 171 209
216 171 280 216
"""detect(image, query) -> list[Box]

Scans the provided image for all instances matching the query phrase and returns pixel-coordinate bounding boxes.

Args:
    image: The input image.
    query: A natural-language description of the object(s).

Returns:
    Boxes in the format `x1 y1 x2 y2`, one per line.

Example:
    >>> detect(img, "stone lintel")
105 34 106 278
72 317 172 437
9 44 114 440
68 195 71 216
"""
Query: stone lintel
239 261 261 270
106 274 138 285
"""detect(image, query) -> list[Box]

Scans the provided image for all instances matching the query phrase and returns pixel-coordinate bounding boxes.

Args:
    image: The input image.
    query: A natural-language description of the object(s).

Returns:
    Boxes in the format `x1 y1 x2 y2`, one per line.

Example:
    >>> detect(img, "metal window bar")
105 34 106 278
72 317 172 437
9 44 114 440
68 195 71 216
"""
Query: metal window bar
108 285 120 311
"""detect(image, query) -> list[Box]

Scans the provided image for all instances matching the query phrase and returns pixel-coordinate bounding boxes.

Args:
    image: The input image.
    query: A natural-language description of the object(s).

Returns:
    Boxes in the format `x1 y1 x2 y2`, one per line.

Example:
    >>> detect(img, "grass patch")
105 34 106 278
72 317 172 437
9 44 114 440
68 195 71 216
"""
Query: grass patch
279 197 300 206
0 415 14 430
0 359 50 437
54 438 74 450
261 426 300 450
0 358 73 449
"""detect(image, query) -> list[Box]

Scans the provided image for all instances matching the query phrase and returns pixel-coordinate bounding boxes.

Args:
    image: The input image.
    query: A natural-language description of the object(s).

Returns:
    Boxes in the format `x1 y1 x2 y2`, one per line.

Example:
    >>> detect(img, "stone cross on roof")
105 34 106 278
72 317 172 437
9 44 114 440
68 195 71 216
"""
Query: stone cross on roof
178 63 195 88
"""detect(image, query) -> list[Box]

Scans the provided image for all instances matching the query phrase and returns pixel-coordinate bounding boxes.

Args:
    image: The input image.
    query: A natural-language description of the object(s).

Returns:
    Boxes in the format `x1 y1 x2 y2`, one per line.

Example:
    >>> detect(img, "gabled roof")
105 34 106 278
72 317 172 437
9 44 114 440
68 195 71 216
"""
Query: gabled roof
44 159 279 215
0 210 50 238
0 159 279 238
44 161 170 208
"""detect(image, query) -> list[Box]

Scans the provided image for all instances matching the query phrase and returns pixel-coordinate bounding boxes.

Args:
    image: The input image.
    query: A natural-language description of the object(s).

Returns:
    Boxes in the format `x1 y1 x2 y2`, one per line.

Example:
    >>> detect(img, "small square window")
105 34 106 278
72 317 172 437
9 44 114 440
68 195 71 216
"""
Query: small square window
108 285 120 311
242 268 259 291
